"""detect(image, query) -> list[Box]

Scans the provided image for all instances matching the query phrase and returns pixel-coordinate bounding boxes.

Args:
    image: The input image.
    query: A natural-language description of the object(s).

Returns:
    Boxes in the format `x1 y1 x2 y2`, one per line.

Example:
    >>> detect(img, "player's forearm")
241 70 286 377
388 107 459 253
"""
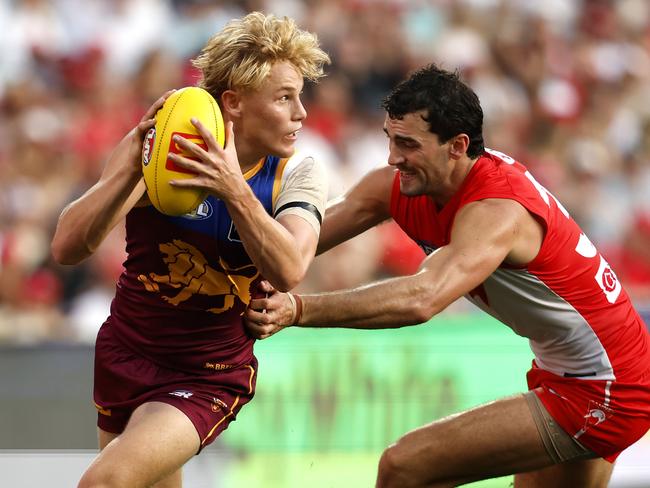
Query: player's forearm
301 236 502 330
296 272 440 329
226 188 308 291
51 166 141 264
316 198 390 256
317 167 393 255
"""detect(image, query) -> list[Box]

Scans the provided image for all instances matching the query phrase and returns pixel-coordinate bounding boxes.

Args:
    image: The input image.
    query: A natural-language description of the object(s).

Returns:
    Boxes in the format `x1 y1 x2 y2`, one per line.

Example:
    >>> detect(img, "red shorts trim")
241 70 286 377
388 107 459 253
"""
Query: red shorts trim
94 325 257 450
527 364 650 462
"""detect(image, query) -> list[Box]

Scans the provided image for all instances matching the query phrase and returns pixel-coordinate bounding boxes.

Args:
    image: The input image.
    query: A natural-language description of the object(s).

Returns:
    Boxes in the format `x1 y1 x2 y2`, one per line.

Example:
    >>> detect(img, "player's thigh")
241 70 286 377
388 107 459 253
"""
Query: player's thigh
96 426 183 488
514 457 614 488
79 401 199 488
150 469 182 488
377 394 554 487
98 428 119 450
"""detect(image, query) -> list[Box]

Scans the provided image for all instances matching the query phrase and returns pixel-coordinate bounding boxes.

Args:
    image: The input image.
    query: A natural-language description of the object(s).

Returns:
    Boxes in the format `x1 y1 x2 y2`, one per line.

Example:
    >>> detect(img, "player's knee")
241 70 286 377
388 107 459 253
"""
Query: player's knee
377 443 413 488
377 442 453 488
77 465 133 488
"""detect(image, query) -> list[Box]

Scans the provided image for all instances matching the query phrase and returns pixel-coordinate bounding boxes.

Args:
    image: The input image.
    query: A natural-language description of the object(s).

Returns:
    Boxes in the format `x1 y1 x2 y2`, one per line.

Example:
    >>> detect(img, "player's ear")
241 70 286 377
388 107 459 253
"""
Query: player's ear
449 133 470 160
220 90 242 119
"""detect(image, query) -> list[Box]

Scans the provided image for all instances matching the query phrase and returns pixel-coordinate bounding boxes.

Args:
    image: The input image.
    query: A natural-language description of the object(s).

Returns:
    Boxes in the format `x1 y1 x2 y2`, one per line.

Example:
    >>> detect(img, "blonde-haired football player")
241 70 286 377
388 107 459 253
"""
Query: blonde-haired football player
52 12 330 488
194 11 329 96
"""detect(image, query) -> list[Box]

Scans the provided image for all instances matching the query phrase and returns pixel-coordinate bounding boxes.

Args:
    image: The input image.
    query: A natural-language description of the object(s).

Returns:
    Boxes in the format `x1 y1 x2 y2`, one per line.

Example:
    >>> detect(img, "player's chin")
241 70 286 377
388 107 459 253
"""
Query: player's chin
273 142 296 158
399 181 421 196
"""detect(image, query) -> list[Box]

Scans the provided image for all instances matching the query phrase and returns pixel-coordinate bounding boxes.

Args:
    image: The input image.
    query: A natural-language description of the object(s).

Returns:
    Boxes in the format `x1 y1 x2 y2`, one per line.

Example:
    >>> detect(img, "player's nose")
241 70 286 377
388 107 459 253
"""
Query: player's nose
387 151 406 167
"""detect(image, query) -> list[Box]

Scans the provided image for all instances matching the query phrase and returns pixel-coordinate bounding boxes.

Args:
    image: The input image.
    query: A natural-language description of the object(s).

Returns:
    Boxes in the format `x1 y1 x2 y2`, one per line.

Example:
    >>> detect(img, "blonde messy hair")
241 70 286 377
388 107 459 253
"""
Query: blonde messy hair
192 12 330 99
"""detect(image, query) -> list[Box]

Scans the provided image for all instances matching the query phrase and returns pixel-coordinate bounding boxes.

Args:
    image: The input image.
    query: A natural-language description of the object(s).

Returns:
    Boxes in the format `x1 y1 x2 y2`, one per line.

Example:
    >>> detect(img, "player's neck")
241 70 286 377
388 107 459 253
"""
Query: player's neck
235 142 265 174
430 156 479 208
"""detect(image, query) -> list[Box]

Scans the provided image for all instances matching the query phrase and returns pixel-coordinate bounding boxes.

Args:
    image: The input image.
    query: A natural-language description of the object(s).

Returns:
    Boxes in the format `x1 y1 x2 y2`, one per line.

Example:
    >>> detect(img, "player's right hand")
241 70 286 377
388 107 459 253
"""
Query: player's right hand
244 280 295 340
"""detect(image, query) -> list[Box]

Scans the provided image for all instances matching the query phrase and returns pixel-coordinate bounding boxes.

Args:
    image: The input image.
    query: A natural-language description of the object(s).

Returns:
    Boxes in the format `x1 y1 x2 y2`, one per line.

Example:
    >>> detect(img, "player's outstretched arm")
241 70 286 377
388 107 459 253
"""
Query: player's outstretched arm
51 91 174 265
317 166 394 255
246 199 526 337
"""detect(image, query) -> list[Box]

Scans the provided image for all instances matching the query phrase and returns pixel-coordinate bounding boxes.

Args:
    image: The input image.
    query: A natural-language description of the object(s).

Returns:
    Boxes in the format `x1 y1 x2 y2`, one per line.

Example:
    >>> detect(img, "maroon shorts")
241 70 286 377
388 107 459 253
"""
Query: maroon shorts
527 363 650 462
93 324 257 451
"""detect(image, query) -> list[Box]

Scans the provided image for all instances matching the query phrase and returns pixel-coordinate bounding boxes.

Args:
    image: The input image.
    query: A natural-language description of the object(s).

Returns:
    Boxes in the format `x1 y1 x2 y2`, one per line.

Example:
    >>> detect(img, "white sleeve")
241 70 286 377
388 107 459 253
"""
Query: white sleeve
273 153 328 235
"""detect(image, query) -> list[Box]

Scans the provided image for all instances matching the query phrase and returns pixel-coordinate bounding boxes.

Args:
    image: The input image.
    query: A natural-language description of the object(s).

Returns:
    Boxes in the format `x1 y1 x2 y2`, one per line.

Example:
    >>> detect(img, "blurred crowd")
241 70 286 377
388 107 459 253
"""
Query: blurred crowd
2 0 650 343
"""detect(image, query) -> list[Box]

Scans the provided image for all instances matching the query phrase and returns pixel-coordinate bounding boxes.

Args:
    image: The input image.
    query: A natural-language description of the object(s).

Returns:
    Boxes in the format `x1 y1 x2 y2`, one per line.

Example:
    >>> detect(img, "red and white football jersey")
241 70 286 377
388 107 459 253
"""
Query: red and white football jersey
390 149 650 383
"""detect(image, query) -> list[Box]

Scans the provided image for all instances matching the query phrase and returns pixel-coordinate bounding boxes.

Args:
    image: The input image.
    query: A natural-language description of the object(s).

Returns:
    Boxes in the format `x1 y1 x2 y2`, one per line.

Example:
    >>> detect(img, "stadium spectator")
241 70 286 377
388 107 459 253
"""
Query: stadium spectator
0 0 649 340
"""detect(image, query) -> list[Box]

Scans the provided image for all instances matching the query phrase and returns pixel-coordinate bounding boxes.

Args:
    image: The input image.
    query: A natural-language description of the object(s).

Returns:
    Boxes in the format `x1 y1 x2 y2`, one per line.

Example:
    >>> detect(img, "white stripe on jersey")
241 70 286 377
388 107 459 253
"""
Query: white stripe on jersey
466 267 615 381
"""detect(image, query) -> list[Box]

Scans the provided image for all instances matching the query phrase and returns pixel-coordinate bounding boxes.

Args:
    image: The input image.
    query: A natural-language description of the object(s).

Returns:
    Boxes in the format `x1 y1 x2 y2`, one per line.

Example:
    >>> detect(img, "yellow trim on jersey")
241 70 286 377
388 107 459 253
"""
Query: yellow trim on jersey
246 364 255 394
272 158 291 208
202 395 241 445
243 158 266 180
94 402 112 416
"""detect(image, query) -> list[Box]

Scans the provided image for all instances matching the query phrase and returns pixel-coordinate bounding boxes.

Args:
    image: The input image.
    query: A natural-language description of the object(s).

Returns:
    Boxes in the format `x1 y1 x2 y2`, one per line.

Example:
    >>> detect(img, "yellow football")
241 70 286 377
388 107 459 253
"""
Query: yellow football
141 87 225 216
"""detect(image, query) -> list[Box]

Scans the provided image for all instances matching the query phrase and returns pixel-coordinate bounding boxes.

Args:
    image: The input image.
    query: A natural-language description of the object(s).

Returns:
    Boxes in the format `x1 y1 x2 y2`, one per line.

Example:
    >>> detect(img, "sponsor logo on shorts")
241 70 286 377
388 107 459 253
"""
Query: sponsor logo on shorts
169 390 194 399
585 408 606 425
211 397 228 413
574 400 614 439
203 361 234 371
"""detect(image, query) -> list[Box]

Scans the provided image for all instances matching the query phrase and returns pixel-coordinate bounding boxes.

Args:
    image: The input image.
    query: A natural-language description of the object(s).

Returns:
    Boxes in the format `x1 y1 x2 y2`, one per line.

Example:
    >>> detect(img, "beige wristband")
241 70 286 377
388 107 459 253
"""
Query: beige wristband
286 293 303 325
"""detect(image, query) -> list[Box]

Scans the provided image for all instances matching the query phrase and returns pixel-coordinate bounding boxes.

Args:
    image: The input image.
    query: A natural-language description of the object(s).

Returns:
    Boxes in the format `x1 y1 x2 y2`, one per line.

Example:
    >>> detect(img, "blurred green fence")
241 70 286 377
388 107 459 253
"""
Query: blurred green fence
216 313 531 487
0 312 532 487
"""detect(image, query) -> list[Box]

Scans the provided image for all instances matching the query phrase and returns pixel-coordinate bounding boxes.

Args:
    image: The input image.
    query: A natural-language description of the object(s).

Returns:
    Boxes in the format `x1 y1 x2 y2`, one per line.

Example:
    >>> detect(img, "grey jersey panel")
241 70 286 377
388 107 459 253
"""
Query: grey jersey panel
466 268 615 380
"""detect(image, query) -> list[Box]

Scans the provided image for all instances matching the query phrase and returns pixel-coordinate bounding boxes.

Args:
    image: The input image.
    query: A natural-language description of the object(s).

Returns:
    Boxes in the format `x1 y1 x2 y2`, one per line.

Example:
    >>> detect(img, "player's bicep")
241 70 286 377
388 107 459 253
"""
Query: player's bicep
273 155 327 262
276 212 319 262
448 200 519 281
418 200 519 307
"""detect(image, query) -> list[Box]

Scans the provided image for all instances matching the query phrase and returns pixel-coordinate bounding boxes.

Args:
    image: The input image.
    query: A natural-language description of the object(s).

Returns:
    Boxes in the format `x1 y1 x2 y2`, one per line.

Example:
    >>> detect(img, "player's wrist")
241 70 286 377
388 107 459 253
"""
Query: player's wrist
224 178 255 205
287 292 303 326
293 293 303 325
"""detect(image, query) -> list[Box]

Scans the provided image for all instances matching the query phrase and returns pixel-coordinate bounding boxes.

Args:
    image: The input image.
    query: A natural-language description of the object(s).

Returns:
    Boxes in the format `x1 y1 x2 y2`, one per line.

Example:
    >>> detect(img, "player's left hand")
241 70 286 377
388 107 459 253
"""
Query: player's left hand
168 119 248 201
127 89 176 175
245 280 296 340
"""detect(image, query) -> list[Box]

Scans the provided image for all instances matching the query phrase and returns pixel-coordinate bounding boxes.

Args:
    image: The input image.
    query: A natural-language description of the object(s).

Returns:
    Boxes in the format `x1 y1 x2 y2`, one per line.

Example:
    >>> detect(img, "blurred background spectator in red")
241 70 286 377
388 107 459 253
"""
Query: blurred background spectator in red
2 0 650 343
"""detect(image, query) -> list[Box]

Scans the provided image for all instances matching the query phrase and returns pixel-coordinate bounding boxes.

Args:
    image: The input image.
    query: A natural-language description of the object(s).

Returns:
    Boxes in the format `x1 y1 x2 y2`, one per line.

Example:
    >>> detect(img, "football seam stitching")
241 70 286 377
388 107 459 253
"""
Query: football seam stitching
189 90 218 212
193 90 215 210
197 90 220 210
155 89 185 214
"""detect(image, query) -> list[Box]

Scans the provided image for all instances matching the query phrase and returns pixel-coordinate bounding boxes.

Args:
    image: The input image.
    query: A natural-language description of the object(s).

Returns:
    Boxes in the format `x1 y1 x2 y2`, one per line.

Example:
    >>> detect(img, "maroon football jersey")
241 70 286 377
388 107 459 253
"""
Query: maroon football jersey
106 156 287 374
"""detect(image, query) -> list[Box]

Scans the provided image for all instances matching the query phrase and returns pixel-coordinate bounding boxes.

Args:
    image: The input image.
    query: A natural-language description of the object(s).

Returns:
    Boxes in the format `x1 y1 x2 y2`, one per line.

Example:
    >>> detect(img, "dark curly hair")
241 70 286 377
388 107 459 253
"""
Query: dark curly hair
382 64 485 159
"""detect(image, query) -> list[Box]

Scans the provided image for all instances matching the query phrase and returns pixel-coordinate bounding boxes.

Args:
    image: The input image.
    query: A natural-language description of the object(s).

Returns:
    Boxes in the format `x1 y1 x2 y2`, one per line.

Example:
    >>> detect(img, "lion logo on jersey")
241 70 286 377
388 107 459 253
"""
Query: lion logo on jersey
138 239 259 314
